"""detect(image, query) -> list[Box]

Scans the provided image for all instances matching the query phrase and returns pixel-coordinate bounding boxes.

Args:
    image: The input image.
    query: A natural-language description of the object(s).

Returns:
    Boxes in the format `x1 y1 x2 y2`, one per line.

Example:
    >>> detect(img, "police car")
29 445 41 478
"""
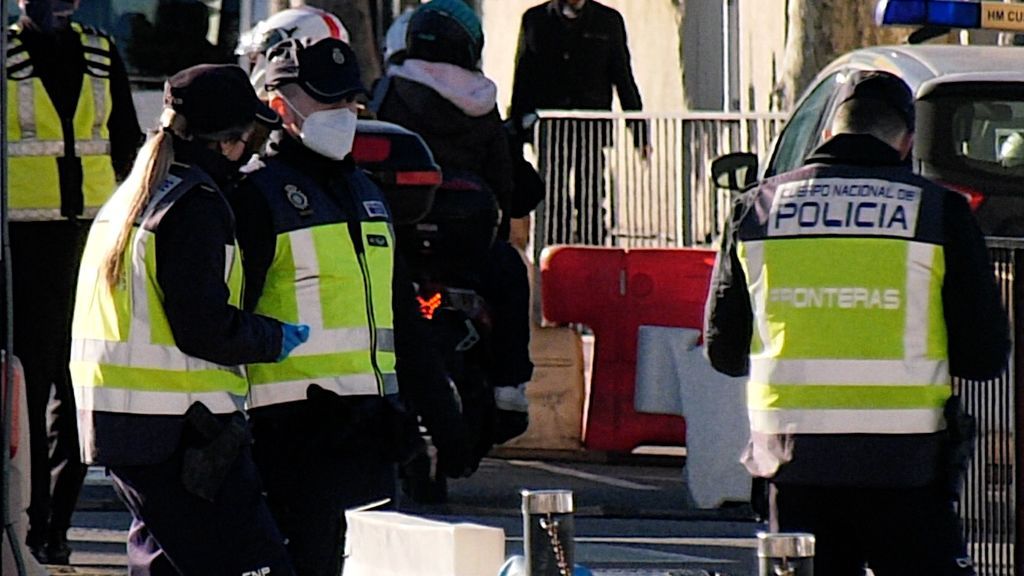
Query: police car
713 0 1024 236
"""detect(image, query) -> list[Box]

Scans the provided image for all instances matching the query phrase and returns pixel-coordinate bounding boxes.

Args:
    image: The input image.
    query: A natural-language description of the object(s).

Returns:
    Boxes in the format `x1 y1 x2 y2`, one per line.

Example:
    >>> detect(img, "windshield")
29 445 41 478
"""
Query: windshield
8 0 243 84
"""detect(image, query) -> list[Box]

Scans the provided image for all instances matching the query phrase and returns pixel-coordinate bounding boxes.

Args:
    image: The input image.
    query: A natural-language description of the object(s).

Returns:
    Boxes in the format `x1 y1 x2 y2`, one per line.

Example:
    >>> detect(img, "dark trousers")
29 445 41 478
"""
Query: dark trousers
539 119 612 246
479 240 534 388
109 444 294 576
11 221 89 550
770 482 975 576
251 406 397 576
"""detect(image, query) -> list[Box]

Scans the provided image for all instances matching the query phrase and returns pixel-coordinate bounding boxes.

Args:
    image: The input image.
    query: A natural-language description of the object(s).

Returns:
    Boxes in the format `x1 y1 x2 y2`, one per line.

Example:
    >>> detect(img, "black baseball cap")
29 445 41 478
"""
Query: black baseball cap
264 38 367 103
835 71 916 131
164 64 280 138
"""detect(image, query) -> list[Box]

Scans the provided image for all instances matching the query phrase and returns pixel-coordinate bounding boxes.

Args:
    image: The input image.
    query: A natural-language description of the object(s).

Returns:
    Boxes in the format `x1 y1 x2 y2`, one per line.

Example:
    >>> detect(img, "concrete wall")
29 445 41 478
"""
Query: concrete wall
682 0 725 110
737 0 787 112
479 0 685 114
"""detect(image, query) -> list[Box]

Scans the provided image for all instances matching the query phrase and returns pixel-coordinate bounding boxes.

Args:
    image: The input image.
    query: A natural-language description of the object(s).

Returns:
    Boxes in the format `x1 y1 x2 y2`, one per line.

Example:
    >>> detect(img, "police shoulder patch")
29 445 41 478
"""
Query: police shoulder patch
363 200 389 218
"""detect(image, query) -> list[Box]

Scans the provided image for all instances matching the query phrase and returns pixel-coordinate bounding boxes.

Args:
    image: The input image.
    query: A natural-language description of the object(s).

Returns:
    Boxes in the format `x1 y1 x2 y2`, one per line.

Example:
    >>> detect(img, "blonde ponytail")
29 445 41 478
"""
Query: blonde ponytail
103 109 186 288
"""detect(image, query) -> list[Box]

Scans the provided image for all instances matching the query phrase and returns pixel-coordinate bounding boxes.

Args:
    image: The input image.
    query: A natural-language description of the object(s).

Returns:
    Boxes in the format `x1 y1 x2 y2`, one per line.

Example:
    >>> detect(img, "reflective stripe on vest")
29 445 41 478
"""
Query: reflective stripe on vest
736 178 950 435
6 23 115 221
71 169 248 416
246 221 398 408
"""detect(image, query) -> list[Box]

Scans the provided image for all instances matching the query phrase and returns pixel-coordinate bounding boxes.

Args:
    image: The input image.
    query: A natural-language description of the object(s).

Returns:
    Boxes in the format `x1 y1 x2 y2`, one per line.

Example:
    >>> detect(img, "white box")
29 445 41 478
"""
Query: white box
343 511 506 576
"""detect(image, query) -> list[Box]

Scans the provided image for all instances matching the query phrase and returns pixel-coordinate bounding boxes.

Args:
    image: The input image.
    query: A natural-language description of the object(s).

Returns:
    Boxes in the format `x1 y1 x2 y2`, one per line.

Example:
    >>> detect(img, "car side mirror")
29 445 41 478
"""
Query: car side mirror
710 152 759 191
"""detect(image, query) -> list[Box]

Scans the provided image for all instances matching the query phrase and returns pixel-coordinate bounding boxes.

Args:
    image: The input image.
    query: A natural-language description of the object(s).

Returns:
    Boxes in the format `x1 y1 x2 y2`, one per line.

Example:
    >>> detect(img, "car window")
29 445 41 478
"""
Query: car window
952 98 1024 172
765 72 842 177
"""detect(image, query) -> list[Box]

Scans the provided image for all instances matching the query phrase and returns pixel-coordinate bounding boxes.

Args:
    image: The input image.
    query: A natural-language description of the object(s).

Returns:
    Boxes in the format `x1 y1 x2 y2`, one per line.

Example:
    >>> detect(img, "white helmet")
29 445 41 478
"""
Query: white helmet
237 6 350 97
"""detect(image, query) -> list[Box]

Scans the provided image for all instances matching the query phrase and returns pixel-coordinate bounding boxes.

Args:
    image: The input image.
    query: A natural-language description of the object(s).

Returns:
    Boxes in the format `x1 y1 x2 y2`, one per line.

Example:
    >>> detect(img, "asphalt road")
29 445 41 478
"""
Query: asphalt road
55 453 765 576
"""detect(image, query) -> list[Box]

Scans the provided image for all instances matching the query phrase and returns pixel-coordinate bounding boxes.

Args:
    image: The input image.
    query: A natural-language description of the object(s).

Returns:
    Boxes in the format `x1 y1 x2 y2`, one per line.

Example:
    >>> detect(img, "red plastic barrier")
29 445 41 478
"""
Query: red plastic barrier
540 246 717 453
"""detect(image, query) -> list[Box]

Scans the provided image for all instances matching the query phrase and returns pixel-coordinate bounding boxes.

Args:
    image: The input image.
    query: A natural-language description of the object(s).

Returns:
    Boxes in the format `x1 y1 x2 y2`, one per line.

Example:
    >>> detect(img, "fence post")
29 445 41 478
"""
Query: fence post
1015 246 1023 576
521 489 575 576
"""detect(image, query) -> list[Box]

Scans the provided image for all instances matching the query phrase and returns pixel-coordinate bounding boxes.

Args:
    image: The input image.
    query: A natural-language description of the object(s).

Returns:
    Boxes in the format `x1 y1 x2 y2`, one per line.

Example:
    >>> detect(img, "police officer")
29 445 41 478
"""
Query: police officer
6 0 142 562
229 37 471 576
71 64 307 576
705 71 1009 575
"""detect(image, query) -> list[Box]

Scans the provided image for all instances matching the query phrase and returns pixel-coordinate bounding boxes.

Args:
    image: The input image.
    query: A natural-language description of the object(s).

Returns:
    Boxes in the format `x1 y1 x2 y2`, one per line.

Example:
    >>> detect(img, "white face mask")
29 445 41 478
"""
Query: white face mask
282 95 358 160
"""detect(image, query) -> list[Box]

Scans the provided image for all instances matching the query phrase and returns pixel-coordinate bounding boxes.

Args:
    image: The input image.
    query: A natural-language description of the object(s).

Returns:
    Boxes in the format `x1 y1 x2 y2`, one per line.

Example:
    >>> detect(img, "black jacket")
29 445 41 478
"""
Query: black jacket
510 0 642 122
705 134 1010 487
157 140 284 368
375 73 514 232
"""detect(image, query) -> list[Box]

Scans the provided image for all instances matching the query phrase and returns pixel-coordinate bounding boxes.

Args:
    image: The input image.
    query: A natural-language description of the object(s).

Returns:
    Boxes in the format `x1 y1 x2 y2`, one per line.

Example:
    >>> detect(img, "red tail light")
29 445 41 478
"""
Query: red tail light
940 181 986 212
416 291 442 320
352 135 392 164
396 170 443 186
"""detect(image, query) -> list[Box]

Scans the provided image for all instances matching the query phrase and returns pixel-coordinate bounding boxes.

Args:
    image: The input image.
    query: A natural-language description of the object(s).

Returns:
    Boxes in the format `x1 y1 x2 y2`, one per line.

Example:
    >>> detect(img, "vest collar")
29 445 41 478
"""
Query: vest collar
172 137 238 190
805 133 908 169
268 134 356 175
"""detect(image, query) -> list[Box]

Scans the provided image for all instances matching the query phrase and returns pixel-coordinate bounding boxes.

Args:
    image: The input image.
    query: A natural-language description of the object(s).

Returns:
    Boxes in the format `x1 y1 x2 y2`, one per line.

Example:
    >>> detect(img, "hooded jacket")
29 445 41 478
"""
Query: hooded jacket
375 59 513 225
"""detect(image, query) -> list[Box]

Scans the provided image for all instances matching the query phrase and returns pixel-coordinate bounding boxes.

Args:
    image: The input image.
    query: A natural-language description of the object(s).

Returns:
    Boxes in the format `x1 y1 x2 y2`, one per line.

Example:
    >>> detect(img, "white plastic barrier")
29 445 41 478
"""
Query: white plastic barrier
343 511 506 576
634 325 750 508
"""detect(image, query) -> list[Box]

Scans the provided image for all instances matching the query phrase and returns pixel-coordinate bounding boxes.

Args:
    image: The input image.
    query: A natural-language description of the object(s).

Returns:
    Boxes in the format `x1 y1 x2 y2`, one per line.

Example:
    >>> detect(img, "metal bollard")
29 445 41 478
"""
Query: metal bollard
521 489 575 576
757 532 815 576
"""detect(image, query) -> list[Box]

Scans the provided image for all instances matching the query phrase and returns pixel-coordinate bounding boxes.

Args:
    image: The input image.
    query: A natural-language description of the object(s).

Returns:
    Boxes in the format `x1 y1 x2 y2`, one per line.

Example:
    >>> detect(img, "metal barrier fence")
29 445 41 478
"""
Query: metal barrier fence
960 239 1022 576
528 110 786 260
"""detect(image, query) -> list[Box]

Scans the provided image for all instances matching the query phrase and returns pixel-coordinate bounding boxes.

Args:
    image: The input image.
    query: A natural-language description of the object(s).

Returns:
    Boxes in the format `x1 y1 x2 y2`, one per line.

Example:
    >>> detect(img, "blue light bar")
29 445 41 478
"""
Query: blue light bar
876 0 981 28
877 0 1024 32
931 1 982 27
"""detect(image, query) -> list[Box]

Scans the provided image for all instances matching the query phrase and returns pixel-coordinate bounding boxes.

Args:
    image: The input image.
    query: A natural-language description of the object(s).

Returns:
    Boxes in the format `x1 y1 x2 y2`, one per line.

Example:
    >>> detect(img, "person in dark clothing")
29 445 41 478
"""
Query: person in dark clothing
6 0 142 563
705 71 1010 576
70 64 304 576
510 0 646 245
229 37 472 576
373 0 532 454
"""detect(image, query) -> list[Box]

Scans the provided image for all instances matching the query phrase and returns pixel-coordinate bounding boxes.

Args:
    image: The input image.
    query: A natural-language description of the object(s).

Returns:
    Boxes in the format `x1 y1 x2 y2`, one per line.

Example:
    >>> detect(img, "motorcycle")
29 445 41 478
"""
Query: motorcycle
353 122 510 503
396 169 508 503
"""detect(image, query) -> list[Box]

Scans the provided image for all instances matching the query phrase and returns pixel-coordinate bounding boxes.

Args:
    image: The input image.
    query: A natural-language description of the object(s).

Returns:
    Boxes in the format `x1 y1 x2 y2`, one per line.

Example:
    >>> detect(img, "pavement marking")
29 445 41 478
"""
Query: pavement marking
506 535 758 549
506 460 661 491
577 543 732 564
576 536 759 549
69 527 130 543
85 466 111 485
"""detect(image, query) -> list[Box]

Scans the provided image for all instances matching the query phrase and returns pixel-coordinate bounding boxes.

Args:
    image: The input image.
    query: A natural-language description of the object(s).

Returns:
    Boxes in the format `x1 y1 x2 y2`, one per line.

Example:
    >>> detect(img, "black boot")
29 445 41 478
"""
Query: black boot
45 534 72 565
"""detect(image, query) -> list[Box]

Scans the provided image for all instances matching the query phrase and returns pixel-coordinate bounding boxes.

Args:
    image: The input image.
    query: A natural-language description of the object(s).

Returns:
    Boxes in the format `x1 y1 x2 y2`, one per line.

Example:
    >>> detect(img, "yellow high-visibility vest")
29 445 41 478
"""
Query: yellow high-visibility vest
71 165 247 419
243 163 398 409
736 173 950 436
6 23 116 221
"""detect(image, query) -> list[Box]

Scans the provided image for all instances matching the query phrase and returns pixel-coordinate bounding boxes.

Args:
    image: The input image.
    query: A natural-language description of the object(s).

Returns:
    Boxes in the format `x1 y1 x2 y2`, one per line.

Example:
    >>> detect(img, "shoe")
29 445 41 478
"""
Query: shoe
45 539 72 565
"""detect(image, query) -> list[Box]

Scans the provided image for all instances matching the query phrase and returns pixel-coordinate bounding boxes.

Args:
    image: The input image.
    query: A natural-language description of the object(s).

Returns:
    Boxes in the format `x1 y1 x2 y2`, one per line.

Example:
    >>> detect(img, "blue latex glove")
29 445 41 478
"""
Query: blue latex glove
277 323 310 361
